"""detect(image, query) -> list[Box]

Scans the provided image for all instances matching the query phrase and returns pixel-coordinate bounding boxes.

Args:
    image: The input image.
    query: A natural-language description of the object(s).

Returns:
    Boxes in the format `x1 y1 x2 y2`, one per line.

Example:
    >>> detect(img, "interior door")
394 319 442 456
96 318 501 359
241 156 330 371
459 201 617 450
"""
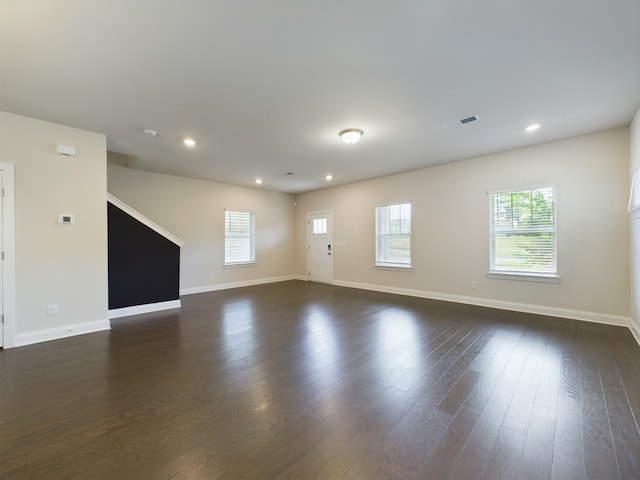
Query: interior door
308 211 333 284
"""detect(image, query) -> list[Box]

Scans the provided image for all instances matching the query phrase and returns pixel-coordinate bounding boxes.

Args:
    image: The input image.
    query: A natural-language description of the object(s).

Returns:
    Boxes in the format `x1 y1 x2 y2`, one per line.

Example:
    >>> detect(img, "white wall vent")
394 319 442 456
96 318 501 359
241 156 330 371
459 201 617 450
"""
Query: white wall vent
443 114 479 129
56 144 77 157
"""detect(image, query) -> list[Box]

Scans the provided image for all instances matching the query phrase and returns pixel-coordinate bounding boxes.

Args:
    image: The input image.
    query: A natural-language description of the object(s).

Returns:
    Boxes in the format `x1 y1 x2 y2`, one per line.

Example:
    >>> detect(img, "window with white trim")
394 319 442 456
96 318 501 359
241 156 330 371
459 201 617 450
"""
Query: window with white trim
224 210 255 265
313 218 327 234
490 186 556 276
375 203 411 268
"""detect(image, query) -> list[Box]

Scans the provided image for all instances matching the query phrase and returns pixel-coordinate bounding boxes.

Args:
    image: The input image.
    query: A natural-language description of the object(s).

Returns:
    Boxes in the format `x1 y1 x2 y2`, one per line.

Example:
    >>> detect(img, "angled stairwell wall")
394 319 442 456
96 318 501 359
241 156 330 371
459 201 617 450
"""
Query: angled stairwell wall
107 194 185 318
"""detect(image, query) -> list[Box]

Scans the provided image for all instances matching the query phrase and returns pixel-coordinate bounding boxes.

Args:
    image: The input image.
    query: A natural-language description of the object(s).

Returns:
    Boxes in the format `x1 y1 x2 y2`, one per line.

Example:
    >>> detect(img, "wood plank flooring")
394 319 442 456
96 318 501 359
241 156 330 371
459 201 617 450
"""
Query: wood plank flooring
1 280 640 479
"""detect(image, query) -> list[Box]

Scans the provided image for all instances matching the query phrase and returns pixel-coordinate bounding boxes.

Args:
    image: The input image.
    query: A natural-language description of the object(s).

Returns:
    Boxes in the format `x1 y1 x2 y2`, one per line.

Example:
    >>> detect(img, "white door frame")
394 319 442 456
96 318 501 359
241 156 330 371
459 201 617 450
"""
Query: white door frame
0 163 15 348
307 210 334 283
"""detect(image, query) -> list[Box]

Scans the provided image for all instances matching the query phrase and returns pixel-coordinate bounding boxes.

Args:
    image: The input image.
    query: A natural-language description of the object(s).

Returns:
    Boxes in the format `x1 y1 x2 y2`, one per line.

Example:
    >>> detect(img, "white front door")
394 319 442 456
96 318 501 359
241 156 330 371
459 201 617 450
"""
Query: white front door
308 211 333 284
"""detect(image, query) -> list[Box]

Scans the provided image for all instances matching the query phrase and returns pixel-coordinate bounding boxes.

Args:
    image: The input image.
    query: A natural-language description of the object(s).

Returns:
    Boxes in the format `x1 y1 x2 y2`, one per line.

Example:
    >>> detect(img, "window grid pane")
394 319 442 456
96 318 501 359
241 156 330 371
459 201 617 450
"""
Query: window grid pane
490 187 556 274
313 218 327 234
225 210 255 264
376 203 411 266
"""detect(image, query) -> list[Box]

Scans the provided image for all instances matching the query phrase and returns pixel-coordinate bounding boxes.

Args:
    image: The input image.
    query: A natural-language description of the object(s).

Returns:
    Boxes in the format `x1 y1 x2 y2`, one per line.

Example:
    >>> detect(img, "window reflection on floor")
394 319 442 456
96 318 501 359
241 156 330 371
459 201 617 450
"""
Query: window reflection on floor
222 298 256 364
375 308 423 381
302 305 341 384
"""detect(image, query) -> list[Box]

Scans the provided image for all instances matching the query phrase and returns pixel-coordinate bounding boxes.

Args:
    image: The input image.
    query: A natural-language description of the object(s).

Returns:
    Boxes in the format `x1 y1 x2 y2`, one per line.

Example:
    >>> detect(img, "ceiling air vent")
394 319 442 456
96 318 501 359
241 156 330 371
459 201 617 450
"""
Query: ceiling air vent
443 114 479 129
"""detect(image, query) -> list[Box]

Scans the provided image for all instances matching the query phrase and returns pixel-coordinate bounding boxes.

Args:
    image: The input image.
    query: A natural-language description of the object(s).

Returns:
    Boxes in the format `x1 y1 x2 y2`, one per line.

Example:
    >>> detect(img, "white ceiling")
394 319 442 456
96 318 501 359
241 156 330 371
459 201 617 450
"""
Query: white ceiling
1 1 639 193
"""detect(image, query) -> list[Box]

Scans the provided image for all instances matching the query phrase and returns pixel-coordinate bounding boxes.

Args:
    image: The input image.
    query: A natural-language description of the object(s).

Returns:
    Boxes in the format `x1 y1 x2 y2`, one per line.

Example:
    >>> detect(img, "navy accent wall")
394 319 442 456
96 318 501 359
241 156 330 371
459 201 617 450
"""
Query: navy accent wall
108 202 180 309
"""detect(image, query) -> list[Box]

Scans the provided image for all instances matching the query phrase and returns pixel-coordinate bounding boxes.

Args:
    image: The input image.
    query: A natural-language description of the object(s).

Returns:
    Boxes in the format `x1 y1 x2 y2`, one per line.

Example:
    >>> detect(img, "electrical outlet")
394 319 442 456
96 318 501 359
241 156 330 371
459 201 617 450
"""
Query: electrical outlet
208 273 214 279
471 281 477 289
47 304 58 316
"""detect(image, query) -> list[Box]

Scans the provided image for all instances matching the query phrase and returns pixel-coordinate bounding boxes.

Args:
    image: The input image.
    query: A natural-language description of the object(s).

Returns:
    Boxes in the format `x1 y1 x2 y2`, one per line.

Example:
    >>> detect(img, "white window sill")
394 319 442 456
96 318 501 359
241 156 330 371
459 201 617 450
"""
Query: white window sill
487 271 560 284
375 263 412 271
224 262 256 269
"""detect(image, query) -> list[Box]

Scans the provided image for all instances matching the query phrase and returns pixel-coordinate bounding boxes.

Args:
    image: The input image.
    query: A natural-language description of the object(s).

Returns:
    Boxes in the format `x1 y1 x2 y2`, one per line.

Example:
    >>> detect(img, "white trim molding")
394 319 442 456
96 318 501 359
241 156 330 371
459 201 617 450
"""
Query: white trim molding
181 275 298 296
107 193 185 247
487 272 560 284
14 319 110 347
332 279 631 328
630 323 640 347
109 299 181 319
0 163 16 348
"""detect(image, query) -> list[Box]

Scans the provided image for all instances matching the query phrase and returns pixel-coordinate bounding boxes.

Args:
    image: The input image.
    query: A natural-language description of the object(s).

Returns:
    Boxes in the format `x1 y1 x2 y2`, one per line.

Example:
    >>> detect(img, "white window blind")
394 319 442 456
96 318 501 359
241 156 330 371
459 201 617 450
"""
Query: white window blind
224 210 255 265
375 203 411 267
490 186 556 275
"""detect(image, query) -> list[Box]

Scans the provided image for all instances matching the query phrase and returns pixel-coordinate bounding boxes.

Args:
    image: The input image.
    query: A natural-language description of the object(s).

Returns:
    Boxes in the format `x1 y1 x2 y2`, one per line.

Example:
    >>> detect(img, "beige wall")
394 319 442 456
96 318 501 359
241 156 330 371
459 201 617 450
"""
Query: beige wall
2 109 630 345
107 162 297 292
630 108 640 336
295 128 630 322
0 111 108 345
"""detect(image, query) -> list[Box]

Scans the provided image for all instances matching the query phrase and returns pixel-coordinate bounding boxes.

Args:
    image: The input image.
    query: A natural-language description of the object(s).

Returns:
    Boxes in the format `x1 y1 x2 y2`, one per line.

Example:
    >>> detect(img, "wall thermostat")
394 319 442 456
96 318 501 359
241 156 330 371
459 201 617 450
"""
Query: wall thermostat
58 214 75 224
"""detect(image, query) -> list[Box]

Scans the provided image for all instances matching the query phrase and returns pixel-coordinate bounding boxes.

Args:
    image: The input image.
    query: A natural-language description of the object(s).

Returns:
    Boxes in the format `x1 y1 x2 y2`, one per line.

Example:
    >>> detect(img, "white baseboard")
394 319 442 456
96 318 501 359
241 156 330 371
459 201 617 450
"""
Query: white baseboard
333 280 631 328
180 275 299 296
293 275 308 281
108 299 181 319
14 319 111 347
630 322 640 347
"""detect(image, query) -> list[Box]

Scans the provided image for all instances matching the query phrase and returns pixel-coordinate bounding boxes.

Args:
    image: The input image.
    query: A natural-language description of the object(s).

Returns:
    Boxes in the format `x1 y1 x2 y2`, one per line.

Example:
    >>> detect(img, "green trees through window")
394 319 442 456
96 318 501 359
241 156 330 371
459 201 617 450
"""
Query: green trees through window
375 203 412 267
490 186 556 275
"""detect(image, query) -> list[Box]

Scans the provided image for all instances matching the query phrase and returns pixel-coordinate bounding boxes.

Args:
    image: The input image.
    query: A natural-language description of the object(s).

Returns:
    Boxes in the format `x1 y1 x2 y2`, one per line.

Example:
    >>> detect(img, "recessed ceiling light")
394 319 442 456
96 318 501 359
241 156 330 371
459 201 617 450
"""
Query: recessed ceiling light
143 128 158 137
325 174 333 181
525 124 541 132
255 178 263 185
183 138 197 147
339 128 364 144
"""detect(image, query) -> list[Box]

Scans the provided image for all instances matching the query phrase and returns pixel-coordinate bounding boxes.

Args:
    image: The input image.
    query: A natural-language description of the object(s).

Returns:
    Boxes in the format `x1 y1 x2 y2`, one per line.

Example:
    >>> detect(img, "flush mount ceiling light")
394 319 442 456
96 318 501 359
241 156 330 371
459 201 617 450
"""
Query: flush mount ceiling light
255 178 263 185
183 138 197 147
325 174 333 181
526 124 541 132
142 128 158 137
339 128 363 145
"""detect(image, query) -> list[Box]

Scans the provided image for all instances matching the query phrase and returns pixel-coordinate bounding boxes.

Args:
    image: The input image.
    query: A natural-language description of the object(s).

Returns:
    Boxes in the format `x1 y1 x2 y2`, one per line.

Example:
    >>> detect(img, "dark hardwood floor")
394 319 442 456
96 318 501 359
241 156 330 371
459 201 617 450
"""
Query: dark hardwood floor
1 280 640 479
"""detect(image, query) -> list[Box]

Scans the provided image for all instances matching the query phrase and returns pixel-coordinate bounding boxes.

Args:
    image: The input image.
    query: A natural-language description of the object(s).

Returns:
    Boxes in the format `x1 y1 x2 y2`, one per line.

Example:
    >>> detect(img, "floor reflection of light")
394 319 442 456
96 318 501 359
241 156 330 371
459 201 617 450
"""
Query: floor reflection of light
302 305 341 384
222 299 277 422
375 308 422 381
250 383 272 414
222 298 256 364
254 401 269 412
